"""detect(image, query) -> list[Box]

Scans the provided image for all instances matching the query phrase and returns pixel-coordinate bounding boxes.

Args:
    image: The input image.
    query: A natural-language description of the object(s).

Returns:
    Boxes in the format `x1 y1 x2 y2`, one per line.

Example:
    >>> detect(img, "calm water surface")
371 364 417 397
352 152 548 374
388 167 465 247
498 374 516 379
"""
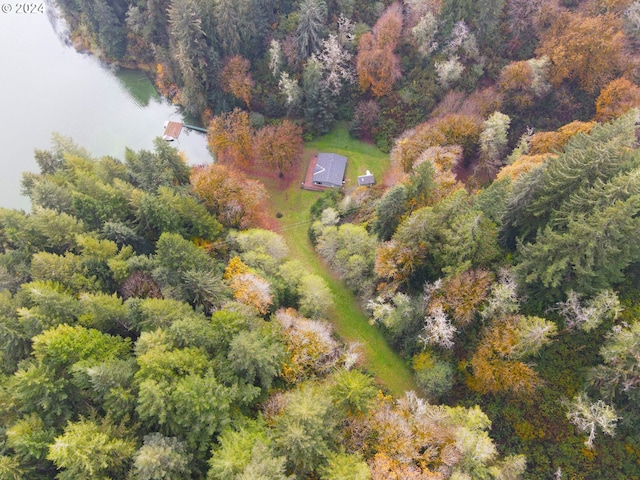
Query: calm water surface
0 3 212 210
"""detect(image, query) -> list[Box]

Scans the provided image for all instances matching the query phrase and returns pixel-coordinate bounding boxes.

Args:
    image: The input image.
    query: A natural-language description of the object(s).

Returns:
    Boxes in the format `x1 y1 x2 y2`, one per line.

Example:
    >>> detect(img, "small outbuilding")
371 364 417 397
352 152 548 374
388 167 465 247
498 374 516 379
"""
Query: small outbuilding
357 170 375 186
313 153 347 188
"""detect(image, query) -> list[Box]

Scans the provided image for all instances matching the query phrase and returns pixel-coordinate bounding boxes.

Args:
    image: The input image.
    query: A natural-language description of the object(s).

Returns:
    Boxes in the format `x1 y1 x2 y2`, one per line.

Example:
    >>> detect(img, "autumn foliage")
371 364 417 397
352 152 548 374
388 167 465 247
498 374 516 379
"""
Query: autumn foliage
253 120 304 177
190 163 267 228
528 121 595 155
440 268 494 327
207 108 254 166
537 12 626 94
496 154 548 182
468 318 541 398
220 55 254 108
391 114 482 173
356 4 402 97
595 78 640 122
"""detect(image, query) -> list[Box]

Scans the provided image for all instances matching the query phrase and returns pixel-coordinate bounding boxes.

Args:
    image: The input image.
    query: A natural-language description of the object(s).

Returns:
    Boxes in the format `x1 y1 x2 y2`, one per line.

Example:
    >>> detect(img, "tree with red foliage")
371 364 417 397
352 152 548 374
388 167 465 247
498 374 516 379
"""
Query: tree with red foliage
355 3 402 97
253 121 304 178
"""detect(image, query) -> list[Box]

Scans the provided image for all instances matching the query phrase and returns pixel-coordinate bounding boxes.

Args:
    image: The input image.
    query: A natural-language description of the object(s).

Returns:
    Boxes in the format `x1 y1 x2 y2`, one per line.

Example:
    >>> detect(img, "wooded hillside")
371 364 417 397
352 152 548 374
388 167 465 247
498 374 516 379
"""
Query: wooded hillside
6 0 640 477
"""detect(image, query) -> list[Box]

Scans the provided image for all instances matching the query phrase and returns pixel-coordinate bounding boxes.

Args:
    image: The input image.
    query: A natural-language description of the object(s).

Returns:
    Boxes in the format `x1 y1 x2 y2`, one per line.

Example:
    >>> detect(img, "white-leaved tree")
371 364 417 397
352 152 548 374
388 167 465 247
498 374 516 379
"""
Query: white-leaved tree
421 304 457 349
481 268 520 321
316 34 354 96
590 320 640 400
411 12 438 57
557 290 622 332
565 394 619 449
278 72 302 107
477 111 511 178
268 39 283 78
337 14 355 46
625 1 640 38
435 56 465 89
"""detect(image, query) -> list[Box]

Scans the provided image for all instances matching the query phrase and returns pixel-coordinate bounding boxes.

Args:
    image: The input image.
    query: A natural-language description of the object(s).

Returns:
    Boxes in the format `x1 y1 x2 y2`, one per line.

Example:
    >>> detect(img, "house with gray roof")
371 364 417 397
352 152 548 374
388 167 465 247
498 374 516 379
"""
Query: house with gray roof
313 153 347 188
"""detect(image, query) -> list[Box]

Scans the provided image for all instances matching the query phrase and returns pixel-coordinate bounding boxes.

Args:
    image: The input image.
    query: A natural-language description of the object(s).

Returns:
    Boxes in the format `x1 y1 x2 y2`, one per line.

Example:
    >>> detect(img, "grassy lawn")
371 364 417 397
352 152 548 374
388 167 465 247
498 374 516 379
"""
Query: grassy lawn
262 124 418 396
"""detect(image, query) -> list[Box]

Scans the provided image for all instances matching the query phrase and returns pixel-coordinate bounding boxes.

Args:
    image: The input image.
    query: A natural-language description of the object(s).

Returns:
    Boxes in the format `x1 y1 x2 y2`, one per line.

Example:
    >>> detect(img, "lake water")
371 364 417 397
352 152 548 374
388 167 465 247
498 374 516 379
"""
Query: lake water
0 2 212 210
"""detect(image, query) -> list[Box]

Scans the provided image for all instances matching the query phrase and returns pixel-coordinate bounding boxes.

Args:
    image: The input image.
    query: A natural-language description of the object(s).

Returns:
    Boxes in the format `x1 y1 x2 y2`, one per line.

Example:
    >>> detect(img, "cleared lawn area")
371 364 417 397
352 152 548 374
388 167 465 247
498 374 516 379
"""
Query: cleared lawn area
263 125 417 396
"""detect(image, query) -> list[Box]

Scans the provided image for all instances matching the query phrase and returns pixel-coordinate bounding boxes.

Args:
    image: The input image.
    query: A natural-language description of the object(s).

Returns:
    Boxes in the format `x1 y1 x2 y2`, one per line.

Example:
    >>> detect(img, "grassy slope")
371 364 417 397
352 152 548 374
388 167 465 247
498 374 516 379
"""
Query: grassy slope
263 125 417 396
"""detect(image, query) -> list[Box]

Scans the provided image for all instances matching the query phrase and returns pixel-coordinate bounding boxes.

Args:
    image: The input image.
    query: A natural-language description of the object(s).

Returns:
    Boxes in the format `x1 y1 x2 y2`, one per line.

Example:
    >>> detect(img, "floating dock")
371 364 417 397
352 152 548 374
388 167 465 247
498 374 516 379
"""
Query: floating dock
163 121 183 141
162 121 207 141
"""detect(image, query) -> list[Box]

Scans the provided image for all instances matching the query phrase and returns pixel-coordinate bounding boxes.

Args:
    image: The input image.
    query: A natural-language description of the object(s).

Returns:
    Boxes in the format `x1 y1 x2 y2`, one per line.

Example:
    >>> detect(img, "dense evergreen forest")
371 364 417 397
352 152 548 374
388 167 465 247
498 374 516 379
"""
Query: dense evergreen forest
1 0 640 478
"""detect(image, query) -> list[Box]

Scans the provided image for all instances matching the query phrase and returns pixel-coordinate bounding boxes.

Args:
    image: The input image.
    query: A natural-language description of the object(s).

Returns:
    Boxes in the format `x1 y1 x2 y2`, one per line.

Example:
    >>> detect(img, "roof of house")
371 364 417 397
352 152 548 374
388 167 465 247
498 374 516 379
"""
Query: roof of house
313 153 347 186
163 121 183 141
357 172 375 186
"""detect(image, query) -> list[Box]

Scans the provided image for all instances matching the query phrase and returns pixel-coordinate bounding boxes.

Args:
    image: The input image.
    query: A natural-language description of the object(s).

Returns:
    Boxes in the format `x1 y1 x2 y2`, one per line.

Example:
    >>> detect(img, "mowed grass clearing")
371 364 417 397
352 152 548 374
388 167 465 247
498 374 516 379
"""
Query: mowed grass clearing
262 125 418 396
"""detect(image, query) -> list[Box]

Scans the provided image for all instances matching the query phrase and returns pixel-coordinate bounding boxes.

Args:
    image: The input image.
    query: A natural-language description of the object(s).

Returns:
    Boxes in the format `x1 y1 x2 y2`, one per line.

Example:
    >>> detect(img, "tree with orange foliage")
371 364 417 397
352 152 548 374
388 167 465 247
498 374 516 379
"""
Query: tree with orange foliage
223 255 273 314
528 120 595 155
390 113 481 173
253 121 304 178
413 145 463 204
220 56 254 108
207 108 254 166
537 12 626 94
355 3 403 97
190 163 267 228
374 239 426 294
468 319 541 398
496 154 547 182
595 78 640 122
356 33 401 97
498 57 550 109
372 2 403 48
366 391 526 478
440 268 494 327
223 255 251 280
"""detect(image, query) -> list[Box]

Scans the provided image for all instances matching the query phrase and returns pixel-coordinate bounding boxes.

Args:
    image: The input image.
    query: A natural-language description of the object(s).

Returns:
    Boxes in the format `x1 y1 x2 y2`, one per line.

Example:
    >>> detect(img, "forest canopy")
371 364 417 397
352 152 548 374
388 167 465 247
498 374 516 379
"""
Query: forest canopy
6 0 640 478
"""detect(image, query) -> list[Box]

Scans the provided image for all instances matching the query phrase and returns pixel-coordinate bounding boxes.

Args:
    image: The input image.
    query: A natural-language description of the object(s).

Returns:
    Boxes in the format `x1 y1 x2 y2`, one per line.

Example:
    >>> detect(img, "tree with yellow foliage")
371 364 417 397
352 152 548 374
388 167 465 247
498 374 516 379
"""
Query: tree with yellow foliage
595 77 640 122
537 12 626 94
206 108 254 167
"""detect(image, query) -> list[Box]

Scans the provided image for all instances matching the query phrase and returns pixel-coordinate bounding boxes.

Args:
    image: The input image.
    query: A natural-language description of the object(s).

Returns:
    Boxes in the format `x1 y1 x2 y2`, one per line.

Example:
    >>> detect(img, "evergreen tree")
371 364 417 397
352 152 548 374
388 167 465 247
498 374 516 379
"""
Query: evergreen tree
296 0 328 59
168 0 216 115
502 112 639 246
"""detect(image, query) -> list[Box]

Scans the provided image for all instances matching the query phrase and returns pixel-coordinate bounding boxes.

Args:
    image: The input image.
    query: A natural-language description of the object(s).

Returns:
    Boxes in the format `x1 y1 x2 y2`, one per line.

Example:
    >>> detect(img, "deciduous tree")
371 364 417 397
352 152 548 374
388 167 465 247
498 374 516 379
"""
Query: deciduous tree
468 319 542 398
565 394 619 449
356 32 401 97
595 78 640 122
590 320 640 402
221 56 254 108
191 164 268 228
207 109 254 167
253 121 304 178
537 12 626 94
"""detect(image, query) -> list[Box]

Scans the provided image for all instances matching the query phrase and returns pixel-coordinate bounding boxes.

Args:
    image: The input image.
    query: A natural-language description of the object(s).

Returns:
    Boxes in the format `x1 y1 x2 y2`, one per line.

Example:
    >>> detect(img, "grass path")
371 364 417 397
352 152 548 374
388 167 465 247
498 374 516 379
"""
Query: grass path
261 126 418 396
